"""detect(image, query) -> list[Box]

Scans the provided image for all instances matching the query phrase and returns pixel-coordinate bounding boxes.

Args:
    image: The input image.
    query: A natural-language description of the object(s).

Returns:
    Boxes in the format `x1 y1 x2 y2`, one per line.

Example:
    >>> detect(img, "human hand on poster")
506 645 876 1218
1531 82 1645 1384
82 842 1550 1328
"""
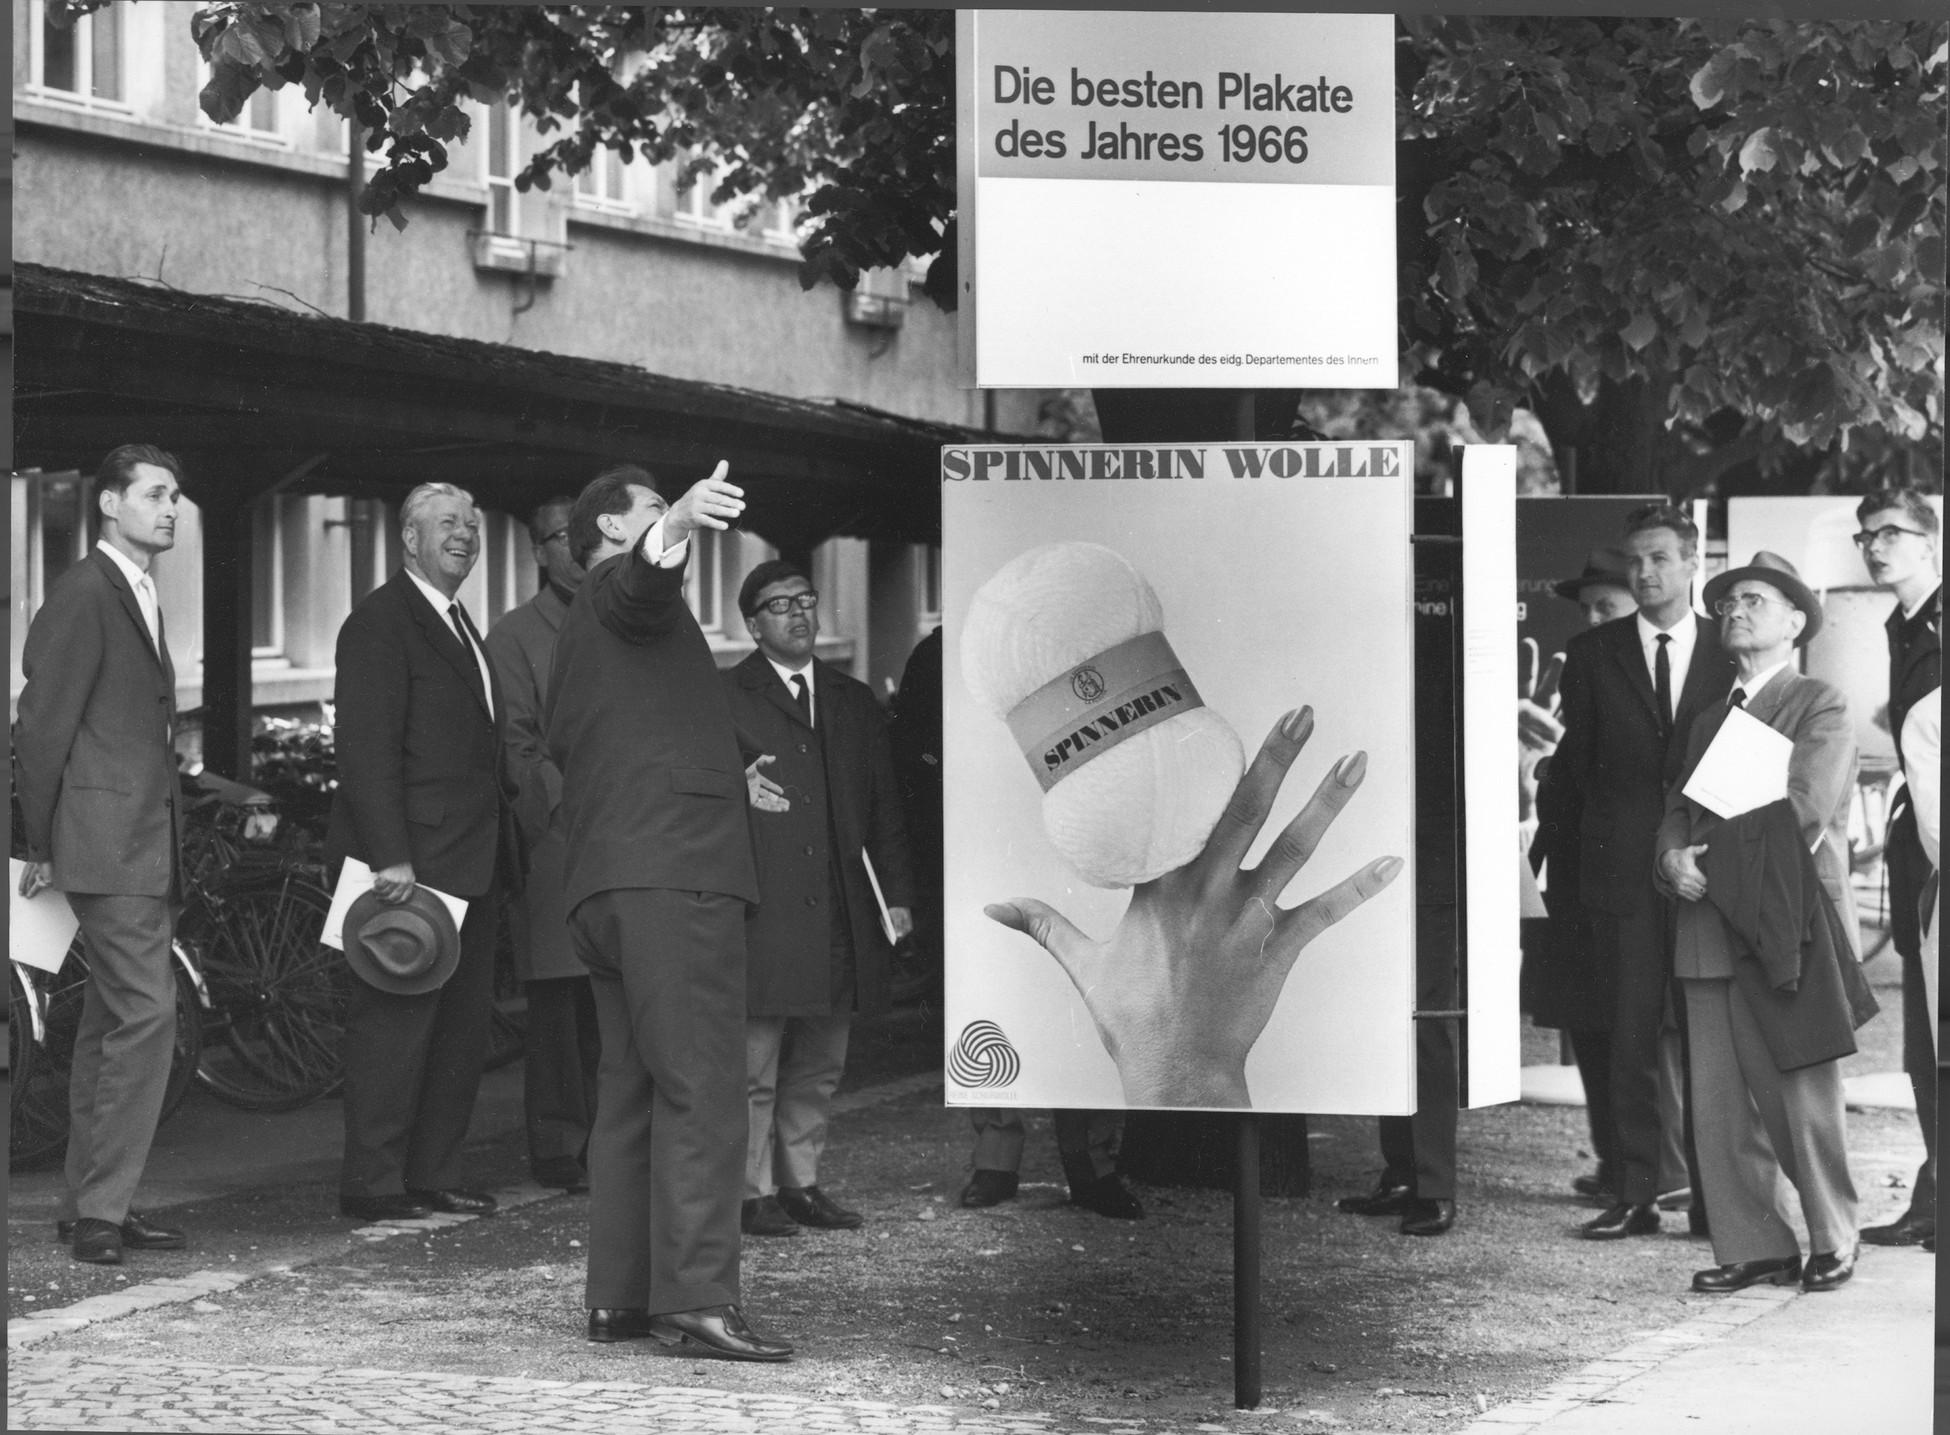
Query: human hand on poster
984 705 1403 1108
1517 640 1566 822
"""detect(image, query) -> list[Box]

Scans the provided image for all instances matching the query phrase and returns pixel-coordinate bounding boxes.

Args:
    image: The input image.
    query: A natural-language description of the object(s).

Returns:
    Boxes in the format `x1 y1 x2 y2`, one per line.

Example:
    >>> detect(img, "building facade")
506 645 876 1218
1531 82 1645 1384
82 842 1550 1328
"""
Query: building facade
12 0 1032 722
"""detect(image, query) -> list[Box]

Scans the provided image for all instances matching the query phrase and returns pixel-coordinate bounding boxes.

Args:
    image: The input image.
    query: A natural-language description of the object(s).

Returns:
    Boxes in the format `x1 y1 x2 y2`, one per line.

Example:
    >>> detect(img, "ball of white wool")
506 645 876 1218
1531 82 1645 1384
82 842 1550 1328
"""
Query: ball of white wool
962 541 1244 887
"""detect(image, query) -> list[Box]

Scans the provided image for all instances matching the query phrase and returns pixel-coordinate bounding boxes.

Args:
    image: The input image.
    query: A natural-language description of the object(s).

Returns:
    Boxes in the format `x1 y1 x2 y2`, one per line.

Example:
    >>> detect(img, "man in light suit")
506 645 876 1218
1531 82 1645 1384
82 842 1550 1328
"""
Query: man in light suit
723 560 914 1237
16 444 192 1266
484 495 600 1193
1657 551 1860 1294
546 463 793 1362
1552 504 1733 1240
328 483 521 1223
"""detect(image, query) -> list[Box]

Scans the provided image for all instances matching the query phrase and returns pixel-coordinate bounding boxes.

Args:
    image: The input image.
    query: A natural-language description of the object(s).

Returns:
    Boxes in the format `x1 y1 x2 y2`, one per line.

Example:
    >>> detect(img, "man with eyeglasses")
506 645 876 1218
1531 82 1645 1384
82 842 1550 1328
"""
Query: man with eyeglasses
1656 551 1863 1294
484 495 600 1193
723 560 914 1237
1852 487 1941 1250
1551 504 1732 1242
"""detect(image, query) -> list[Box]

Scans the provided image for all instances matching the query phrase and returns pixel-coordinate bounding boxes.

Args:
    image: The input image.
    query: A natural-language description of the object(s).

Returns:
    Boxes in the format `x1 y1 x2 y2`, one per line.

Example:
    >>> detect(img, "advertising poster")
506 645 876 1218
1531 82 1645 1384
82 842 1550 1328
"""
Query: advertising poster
941 441 1416 1115
957 10 1396 388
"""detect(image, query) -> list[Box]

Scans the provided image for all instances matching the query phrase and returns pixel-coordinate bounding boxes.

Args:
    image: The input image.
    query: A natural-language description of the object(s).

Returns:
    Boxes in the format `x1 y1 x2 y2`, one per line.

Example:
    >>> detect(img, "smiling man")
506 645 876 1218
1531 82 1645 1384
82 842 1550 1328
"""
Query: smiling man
1853 487 1942 1250
16 445 192 1266
327 482 521 1225
1657 551 1861 1295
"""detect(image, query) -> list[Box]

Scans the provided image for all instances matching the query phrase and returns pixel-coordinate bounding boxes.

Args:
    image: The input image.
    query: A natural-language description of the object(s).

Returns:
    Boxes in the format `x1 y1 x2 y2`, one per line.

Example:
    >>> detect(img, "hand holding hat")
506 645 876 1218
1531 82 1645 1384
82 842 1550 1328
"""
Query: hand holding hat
342 886 462 995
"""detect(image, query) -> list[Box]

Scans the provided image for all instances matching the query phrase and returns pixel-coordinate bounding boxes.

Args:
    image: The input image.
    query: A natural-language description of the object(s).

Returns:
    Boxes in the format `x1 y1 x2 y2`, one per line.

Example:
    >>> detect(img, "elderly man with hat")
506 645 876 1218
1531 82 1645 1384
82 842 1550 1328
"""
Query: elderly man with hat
1656 552 1868 1295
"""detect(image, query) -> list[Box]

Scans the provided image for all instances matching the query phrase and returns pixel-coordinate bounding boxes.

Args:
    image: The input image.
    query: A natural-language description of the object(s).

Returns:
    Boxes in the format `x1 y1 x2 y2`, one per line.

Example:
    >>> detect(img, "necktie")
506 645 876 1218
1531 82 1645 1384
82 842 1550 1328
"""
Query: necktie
1728 687 1746 711
449 602 490 713
1654 632 1672 735
135 574 162 656
791 672 812 726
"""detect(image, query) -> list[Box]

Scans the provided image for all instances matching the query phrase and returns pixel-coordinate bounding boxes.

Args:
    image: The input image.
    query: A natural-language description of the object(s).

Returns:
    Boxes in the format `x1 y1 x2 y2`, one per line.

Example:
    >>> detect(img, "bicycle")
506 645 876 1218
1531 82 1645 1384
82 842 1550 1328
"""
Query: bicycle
9 934 205 1171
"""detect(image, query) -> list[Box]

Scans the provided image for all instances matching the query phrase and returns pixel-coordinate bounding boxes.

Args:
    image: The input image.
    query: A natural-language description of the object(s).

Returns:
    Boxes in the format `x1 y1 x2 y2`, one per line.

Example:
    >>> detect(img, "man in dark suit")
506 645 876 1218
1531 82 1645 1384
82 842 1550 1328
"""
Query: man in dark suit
484 495 599 1194
1657 552 1860 1293
1553 504 1733 1240
723 560 914 1237
328 483 519 1223
1852 487 1941 1249
16 444 192 1266
546 463 792 1363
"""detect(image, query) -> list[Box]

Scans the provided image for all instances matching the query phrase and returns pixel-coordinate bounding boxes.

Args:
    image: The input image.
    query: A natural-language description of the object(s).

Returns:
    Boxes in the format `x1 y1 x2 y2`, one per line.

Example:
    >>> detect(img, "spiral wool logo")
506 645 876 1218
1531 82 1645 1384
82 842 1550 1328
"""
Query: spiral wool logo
1070 665 1106 703
949 1020 1021 1089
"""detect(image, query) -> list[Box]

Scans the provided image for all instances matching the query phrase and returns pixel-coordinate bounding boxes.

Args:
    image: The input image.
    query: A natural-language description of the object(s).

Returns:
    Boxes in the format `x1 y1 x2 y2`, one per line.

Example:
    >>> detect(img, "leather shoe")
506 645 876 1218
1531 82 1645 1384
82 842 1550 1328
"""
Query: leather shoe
338 1193 431 1221
406 1188 497 1217
1581 1202 1660 1240
647 1304 792 1362
959 1169 1019 1208
1337 1173 1415 1216
1801 1245 1857 1292
776 1184 864 1230
1860 1217 1933 1247
587 1307 656 1343
1692 1256 1801 1292
1071 1174 1144 1220
69 1217 123 1265
56 1212 185 1250
741 1195 803 1237
1571 1169 1615 1201
534 1160 590 1194
1400 1198 1456 1237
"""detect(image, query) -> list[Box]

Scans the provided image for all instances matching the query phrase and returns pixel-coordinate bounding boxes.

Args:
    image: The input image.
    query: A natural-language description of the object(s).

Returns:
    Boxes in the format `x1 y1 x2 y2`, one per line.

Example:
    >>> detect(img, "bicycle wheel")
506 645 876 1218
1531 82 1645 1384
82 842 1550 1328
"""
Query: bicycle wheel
157 952 204 1124
8 938 88 1171
189 872 346 1113
9 966 39 1146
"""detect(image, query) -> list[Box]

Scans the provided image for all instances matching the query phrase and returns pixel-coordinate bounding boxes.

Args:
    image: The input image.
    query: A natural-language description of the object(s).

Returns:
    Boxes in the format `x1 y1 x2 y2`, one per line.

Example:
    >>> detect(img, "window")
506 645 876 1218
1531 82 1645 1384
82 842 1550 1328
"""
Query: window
686 530 723 634
484 101 521 236
250 496 286 656
28 0 126 106
574 146 635 213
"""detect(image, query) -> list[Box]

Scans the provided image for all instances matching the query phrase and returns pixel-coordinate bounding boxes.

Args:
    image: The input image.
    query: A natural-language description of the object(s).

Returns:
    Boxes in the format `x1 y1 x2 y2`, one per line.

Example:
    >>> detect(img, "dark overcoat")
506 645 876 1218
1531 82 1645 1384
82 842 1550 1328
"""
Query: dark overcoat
723 652 915 1018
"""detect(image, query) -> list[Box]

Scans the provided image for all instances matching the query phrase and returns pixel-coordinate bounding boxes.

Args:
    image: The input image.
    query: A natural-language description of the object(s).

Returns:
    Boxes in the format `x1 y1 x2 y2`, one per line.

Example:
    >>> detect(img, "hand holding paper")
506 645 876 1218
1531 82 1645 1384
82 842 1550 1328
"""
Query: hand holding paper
985 704 1402 1107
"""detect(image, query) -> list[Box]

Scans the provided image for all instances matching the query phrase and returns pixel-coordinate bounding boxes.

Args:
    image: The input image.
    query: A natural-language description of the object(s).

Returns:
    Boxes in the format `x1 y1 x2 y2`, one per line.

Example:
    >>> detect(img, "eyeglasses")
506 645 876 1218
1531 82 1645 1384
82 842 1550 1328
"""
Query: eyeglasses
541 527 571 546
1852 525 1929 550
755 591 819 616
1712 592 1791 617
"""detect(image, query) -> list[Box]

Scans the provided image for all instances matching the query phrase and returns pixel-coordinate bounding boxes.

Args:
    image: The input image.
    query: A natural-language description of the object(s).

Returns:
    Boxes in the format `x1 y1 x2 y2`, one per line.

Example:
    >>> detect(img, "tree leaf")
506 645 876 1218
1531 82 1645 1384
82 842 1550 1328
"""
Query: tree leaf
1621 312 1658 352
1738 127 1779 174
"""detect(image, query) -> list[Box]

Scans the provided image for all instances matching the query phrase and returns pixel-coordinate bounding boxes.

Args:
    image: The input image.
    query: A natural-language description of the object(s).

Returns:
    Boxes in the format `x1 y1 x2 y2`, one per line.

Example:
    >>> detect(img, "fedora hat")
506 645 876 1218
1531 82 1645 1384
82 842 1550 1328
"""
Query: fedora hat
1703 550 1823 646
1551 547 1634 601
343 887 461 996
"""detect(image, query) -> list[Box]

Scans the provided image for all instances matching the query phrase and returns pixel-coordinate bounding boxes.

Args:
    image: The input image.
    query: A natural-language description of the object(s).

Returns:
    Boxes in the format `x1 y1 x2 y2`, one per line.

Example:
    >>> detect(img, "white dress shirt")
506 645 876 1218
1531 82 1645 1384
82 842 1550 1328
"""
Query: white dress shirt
96 540 162 656
1636 610 1698 725
767 657 816 726
404 568 494 719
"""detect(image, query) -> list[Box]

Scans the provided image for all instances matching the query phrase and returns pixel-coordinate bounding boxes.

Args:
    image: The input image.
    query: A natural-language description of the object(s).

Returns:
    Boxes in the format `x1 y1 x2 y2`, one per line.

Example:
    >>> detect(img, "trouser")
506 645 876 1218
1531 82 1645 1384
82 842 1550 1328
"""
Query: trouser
1596 901 1702 1206
1683 977 1856 1265
968 1107 1122 1191
339 891 499 1197
576 889 746 1316
1889 813 1936 1228
1377 903 1459 1202
62 892 178 1225
1568 1027 1617 1180
746 1013 851 1196
524 975 600 1173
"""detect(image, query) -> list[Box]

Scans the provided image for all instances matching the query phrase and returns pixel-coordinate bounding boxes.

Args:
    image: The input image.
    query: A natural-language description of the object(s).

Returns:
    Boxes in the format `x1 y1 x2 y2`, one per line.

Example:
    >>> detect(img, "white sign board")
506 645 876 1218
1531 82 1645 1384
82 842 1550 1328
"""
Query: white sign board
957 10 1397 388
941 441 1416 1114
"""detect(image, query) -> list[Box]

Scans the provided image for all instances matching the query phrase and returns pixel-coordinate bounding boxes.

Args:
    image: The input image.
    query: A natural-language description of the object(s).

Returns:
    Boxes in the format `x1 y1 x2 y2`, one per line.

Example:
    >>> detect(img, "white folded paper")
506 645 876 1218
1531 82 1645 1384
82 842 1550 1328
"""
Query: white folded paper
322 857 469 950
861 849 898 947
10 859 80 974
1682 706 1792 820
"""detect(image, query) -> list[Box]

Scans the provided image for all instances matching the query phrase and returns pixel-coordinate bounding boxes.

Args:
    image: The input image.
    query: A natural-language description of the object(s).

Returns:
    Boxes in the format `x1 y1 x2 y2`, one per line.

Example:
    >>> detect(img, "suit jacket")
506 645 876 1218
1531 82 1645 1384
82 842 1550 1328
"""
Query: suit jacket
325 570 517 901
484 584 581 982
1555 612 1733 917
1883 585 1940 957
724 652 915 1018
15 547 183 896
545 543 758 915
1657 665 1862 982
